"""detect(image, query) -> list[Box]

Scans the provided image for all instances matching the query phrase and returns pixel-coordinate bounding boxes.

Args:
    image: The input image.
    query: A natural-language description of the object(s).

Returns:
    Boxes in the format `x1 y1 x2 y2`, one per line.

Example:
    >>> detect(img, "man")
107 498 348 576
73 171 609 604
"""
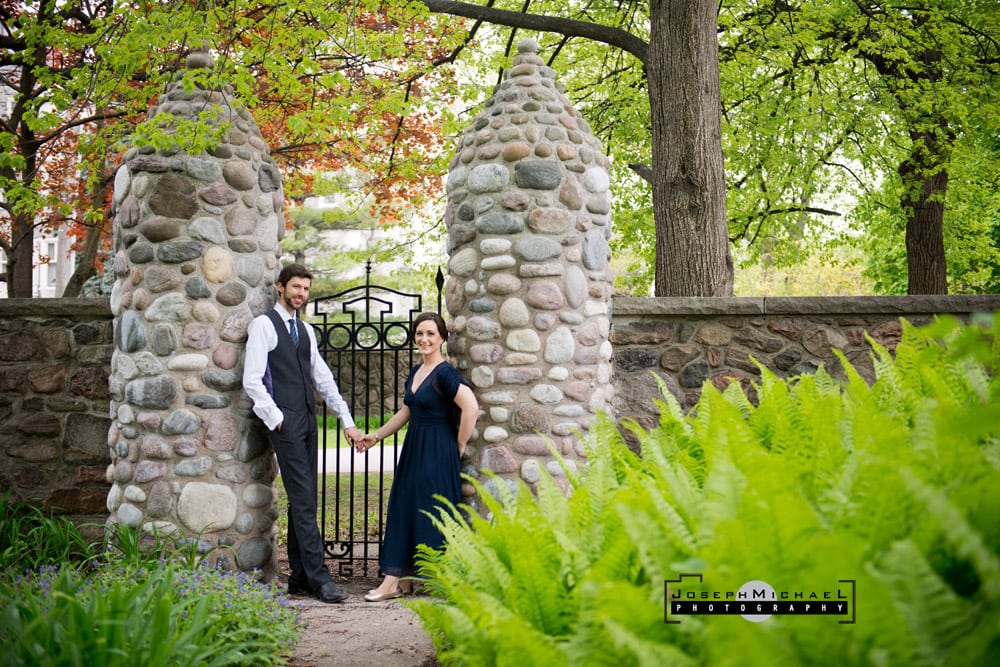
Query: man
243 263 362 603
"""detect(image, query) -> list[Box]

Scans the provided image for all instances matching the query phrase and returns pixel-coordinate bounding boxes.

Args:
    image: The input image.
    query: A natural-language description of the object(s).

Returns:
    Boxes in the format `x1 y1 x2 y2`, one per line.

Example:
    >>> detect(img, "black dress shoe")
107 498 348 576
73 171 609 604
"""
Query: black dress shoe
314 581 349 603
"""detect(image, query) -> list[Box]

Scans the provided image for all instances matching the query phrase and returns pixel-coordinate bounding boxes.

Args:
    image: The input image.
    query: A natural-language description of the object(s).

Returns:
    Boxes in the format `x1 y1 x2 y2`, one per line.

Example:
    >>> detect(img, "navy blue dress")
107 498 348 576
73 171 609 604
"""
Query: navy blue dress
380 362 465 577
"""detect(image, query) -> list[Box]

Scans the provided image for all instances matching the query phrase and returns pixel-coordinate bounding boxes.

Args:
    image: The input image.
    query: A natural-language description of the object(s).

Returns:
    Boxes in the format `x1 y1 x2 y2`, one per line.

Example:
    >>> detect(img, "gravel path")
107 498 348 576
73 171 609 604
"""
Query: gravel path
285 578 439 667
277 546 438 666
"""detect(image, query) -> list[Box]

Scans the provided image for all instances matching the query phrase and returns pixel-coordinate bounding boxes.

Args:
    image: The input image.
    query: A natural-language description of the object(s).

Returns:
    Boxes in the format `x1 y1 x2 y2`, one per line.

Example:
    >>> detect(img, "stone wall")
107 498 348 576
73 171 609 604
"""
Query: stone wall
611 295 1000 436
5 294 998 531
0 298 113 522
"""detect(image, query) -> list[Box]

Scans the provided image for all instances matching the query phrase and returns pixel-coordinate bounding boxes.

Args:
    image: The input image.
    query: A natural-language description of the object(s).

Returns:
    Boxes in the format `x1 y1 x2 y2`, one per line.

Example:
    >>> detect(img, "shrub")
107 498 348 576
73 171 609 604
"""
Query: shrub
410 314 1000 666
0 501 303 665
1 562 300 667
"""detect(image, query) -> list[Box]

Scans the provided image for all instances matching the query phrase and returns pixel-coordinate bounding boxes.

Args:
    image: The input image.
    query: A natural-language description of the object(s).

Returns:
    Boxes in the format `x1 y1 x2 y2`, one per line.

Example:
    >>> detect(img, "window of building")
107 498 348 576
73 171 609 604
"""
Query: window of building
47 241 58 287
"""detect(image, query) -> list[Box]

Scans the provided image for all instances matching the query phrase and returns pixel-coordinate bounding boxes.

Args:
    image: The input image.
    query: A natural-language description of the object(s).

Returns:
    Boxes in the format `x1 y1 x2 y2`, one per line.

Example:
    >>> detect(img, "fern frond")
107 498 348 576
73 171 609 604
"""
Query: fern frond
570 580 702 667
602 618 699 667
466 591 570 667
597 414 644 482
563 454 626 570
615 496 680 577
832 347 873 400
503 526 576 636
420 496 513 596
406 598 496 665
747 365 792 453
720 377 754 420
541 435 585 489
646 480 701 557
815 445 860 527
535 463 570 533
696 456 746 548
908 397 940 459
872 539 978 666
653 371 688 425
584 513 641 586
903 471 1000 601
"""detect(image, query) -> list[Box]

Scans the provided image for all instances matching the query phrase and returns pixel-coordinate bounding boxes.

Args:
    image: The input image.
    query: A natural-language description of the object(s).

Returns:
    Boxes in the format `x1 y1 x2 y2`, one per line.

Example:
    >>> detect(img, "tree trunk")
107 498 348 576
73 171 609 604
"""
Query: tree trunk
900 132 949 295
649 0 732 296
61 224 103 297
62 153 110 298
7 212 35 298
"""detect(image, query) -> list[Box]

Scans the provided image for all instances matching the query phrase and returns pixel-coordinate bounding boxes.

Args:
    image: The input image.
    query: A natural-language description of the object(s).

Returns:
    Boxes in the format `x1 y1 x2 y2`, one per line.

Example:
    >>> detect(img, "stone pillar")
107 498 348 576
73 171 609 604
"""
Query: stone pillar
444 39 614 504
107 50 282 575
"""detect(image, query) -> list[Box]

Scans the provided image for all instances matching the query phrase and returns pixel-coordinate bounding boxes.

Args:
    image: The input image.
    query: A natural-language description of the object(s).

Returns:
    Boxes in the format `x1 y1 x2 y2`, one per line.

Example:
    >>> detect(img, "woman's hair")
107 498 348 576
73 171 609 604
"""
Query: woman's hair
413 312 448 342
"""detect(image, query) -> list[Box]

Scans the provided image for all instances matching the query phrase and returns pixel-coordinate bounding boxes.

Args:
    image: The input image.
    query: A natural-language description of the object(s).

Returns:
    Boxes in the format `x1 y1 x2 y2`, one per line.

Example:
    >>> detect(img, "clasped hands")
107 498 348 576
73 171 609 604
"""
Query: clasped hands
353 431 380 453
343 426 363 450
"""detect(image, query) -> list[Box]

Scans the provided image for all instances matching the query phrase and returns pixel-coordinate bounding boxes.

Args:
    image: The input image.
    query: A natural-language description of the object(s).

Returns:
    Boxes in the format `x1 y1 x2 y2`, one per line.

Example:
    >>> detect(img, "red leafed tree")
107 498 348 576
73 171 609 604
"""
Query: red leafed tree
212 4 467 228
2 0 466 296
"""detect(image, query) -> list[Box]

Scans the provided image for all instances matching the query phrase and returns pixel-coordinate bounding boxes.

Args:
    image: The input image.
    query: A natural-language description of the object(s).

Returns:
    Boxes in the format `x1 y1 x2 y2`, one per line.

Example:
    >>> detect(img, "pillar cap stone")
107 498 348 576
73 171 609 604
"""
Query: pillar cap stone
186 47 213 70
517 38 540 54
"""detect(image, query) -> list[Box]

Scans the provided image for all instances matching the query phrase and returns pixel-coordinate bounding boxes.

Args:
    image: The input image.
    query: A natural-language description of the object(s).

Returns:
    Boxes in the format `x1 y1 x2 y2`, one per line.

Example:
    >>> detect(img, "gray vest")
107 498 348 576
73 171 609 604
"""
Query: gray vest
264 309 314 415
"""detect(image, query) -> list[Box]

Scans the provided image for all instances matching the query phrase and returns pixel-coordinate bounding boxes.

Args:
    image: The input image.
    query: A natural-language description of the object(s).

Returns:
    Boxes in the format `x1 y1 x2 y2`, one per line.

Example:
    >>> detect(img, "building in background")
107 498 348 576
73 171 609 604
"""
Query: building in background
0 226 77 298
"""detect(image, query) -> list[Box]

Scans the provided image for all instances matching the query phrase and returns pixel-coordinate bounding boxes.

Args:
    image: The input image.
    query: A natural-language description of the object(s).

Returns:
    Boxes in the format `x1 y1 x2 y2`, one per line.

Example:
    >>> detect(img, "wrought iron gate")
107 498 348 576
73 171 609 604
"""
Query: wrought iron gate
305 261 443 577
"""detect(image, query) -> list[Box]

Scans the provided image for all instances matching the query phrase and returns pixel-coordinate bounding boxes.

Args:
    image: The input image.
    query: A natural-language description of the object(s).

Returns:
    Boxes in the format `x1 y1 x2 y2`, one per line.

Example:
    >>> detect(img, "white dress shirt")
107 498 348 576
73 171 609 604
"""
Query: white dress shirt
243 304 356 431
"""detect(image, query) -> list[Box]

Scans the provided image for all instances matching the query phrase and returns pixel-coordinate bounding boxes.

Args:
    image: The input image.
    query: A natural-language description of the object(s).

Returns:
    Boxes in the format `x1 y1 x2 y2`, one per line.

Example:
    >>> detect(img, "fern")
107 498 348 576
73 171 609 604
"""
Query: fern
902 471 1000 602
583 514 641 587
745 365 794 453
653 373 688 426
616 487 691 578
872 540 978 666
408 314 1000 666
503 535 574 636
407 598 496 665
569 581 702 667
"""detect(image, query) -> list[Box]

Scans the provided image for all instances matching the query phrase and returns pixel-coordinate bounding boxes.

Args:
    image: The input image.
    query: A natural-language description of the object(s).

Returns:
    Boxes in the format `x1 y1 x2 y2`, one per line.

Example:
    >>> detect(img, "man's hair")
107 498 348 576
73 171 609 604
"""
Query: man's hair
414 312 448 342
277 263 313 287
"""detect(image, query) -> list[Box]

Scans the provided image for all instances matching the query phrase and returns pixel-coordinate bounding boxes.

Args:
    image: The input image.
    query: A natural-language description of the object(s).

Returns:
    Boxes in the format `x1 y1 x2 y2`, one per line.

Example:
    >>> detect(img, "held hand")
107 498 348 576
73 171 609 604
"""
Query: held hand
344 426 362 448
356 433 378 452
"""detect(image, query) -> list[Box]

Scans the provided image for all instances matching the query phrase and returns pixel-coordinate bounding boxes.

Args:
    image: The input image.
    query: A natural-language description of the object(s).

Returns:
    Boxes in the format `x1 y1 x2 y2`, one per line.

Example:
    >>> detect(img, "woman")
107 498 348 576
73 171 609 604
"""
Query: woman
356 312 479 601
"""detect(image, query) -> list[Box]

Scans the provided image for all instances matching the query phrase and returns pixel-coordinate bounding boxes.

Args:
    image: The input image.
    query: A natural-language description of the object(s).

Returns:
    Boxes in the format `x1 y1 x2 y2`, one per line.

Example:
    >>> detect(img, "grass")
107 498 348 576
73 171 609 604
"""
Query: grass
0 498 94 569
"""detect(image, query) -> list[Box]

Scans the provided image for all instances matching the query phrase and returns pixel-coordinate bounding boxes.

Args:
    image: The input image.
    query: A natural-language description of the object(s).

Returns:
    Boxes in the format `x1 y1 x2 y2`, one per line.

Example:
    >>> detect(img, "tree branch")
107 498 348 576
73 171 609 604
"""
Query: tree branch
418 0 648 64
627 162 652 184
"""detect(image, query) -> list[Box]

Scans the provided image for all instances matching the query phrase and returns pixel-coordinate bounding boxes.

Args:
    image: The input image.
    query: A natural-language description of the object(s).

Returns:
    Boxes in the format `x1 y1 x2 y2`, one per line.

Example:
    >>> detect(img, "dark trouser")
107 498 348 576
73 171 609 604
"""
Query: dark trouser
270 407 330 591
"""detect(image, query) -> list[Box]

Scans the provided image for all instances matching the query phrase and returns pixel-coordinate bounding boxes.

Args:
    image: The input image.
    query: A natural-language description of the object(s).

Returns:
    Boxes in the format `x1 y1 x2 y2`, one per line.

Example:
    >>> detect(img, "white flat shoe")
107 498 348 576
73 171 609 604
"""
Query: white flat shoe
364 587 403 602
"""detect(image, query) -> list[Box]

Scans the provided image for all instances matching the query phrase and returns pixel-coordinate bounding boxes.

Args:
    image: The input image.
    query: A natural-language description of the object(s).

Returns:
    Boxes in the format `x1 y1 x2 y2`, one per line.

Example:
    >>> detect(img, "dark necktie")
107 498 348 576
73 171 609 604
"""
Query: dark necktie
289 318 299 346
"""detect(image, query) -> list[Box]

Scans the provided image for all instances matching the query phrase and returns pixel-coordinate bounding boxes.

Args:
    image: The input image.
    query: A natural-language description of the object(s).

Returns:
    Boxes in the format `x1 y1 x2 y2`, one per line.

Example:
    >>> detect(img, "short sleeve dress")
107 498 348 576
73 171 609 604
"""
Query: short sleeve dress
379 361 467 578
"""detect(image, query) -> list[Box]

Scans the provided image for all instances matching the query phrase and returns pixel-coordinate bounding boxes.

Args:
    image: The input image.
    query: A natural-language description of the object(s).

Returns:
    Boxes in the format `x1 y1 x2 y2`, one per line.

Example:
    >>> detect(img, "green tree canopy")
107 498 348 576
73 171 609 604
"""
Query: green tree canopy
419 0 1000 295
720 0 1000 294
3 0 996 297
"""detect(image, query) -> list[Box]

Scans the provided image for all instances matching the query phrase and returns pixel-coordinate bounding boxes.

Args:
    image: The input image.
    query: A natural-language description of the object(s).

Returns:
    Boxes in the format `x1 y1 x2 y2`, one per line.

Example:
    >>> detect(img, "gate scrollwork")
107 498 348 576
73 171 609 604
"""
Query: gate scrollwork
305 261 442 577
